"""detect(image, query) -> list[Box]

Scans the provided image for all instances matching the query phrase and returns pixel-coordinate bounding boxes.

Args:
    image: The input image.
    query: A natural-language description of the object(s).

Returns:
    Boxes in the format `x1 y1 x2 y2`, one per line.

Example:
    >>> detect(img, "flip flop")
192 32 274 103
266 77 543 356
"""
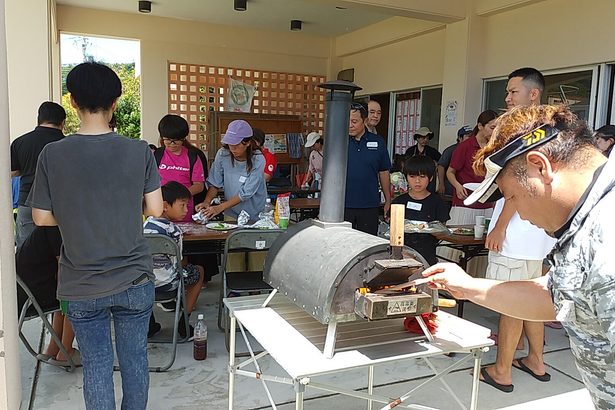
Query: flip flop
480 368 514 393
37 353 54 362
512 358 550 382
47 349 82 368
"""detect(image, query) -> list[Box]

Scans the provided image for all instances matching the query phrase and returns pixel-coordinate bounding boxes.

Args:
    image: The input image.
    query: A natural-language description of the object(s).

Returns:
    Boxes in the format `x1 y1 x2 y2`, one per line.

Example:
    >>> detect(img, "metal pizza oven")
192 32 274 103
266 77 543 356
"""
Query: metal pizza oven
263 81 436 334
263 219 431 324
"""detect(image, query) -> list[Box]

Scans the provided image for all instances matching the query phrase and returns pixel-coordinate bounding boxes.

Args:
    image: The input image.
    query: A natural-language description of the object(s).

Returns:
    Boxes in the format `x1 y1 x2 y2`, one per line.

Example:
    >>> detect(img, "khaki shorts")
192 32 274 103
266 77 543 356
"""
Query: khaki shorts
485 252 543 281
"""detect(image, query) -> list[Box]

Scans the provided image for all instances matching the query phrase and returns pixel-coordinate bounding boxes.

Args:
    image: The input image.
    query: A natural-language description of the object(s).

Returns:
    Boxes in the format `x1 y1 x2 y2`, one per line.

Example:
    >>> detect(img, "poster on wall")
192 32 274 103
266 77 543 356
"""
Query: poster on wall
264 134 288 154
226 77 256 112
444 100 458 127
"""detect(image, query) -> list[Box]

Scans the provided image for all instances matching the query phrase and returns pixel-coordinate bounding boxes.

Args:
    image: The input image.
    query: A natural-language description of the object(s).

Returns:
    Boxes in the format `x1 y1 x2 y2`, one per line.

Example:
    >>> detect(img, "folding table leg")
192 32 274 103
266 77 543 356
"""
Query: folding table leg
470 348 485 410
228 314 237 410
367 365 374 410
323 321 337 359
294 380 305 410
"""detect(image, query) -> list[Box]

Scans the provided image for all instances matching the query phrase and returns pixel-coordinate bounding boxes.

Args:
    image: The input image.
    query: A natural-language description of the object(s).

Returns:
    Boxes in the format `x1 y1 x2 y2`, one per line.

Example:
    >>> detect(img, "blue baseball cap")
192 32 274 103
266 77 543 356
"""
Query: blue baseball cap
457 125 473 138
222 120 253 145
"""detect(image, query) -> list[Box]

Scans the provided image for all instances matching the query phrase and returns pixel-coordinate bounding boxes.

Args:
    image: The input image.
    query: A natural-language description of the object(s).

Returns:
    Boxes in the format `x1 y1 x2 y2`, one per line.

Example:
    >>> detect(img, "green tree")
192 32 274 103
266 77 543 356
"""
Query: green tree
60 62 141 139
113 64 141 139
61 93 80 134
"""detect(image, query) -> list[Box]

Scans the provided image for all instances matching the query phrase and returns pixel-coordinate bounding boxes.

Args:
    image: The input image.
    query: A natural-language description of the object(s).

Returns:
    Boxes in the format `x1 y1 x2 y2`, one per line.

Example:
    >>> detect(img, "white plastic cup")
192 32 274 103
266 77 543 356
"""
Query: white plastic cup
474 224 485 239
475 215 486 226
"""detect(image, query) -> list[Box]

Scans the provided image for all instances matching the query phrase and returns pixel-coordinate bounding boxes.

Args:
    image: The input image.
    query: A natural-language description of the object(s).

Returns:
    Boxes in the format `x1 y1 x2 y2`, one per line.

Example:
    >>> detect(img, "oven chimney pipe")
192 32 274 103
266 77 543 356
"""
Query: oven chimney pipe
317 80 361 223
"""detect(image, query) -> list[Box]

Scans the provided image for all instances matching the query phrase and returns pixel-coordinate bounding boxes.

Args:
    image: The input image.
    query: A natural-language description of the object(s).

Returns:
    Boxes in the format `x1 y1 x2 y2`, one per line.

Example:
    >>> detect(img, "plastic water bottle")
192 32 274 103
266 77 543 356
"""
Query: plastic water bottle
264 197 274 214
193 314 207 361
314 173 321 198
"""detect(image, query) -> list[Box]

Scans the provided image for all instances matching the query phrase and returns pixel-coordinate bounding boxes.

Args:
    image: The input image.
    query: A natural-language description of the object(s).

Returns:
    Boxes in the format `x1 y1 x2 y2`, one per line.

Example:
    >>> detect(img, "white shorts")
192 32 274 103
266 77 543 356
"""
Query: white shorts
485 251 543 281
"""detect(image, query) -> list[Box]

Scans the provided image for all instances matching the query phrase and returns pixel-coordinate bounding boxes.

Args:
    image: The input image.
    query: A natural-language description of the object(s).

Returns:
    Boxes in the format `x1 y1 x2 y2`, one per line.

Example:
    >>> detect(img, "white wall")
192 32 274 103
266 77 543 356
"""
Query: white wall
56 5 331 142
337 28 446 95
332 0 615 147
481 0 615 78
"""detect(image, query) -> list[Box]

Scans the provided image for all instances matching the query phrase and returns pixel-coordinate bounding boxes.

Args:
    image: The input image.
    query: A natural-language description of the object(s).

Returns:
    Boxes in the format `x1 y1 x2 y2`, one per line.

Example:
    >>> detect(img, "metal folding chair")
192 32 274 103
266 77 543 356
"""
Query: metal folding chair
217 229 283 351
16 275 78 372
144 233 190 372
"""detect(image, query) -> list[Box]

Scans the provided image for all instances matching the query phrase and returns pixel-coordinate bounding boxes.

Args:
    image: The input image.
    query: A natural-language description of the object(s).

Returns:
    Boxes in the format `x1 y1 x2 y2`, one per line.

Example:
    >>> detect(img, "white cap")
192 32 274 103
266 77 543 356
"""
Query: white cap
305 132 321 147
197 314 204 320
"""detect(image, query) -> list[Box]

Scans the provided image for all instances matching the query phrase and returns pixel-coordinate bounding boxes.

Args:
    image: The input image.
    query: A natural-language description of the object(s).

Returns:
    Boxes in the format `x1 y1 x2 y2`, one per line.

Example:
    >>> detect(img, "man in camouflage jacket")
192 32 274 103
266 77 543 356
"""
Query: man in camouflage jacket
423 104 614 409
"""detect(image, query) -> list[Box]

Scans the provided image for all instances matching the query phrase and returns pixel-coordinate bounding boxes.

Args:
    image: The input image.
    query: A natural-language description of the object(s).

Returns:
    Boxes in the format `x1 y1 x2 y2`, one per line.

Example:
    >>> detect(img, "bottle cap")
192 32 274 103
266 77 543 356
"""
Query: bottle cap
197 314 204 320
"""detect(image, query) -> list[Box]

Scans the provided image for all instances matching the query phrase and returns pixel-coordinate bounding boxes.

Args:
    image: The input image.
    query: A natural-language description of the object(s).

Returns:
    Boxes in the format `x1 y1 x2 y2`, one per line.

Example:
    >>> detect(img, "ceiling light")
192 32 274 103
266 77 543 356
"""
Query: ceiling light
234 0 247 11
138 1 151 13
290 20 302 31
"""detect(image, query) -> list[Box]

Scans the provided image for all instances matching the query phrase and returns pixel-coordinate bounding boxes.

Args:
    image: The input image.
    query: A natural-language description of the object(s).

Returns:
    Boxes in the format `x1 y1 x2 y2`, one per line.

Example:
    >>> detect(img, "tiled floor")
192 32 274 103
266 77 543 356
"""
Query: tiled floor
20 275 591 410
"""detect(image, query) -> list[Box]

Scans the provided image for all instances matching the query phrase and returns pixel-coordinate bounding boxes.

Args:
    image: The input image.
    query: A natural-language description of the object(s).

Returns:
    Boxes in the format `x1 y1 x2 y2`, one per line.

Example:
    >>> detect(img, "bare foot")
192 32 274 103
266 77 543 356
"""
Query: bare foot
43 348 60 358
55 348 75 362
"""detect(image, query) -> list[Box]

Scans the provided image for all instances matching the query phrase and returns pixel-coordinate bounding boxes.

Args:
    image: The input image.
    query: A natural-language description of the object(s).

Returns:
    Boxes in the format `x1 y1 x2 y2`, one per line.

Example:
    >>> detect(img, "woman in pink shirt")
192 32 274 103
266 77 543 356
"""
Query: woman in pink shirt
156 115 205 221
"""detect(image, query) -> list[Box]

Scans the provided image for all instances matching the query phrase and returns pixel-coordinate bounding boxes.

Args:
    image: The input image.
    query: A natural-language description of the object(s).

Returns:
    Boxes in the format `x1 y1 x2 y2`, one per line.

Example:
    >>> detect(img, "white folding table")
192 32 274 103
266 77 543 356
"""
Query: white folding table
225 294 493 410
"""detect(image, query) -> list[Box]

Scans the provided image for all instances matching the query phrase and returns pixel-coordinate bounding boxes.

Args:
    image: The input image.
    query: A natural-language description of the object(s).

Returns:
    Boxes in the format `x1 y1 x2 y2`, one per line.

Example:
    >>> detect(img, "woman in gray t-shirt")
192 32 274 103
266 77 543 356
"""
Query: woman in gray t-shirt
196 120 267 220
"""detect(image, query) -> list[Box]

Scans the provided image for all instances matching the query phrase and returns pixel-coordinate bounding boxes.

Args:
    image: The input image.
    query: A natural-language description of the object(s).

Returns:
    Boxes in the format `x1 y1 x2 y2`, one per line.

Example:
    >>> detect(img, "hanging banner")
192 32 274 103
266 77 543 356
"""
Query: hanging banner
226 77 255 112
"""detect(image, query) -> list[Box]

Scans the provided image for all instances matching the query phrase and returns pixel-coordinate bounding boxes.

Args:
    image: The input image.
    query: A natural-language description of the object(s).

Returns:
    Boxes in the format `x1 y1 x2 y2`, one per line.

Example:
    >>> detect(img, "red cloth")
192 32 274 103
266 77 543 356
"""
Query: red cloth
261 147 277 177
448 136 492 209
403 313 438 335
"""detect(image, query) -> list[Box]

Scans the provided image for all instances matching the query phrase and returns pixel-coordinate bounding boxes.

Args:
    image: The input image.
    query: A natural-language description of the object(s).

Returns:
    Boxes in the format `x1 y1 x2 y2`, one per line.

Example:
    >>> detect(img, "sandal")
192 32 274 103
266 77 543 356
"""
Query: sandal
480 368 514 393
512 358 550 382
48 349 82 367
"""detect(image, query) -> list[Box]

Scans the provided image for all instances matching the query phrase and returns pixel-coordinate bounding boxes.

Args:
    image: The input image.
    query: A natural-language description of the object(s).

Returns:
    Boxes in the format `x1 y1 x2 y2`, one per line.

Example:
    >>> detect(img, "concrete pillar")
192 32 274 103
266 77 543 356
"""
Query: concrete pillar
437 7 486 150
5 0 53 139
0 0 23 407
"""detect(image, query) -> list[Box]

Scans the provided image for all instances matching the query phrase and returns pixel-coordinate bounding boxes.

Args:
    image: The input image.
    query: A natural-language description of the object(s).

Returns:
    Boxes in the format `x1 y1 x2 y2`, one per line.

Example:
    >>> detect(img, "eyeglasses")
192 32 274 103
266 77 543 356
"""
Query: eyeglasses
350 102 367 113
162 138 185 145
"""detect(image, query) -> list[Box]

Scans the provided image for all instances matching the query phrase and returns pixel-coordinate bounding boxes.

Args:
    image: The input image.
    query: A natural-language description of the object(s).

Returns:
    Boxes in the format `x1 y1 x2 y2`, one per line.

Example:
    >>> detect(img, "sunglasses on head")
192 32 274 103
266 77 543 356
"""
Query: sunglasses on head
350 102 367 113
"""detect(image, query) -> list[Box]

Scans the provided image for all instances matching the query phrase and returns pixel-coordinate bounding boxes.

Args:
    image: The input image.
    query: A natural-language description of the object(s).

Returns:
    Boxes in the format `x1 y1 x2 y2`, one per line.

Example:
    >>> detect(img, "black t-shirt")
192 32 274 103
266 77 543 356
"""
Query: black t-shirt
392 192 449 265
405 144 442 162
393 192 449 223
10 126 64 206
16 226 62 313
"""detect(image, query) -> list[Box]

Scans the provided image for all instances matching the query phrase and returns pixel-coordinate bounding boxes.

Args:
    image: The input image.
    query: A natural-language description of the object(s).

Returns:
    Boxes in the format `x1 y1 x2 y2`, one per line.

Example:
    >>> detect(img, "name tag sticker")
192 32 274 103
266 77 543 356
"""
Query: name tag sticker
406 201 422 211
239 176 247 183
366 141 378 148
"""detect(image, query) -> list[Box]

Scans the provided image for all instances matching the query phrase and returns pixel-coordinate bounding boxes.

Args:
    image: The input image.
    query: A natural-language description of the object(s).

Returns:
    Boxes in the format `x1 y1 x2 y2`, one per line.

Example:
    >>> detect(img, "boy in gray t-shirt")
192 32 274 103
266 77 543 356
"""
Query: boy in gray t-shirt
28 62 163 410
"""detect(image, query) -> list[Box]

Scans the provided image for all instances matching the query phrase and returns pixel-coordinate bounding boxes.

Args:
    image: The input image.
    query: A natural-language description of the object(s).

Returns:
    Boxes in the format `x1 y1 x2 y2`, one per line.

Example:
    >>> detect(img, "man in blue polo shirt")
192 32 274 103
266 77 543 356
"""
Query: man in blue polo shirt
345 102 391 235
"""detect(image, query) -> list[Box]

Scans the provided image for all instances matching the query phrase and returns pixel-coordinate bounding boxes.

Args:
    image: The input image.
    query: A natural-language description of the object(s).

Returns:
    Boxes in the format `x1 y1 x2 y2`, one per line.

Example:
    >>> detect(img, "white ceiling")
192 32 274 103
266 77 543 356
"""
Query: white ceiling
56 0 394 37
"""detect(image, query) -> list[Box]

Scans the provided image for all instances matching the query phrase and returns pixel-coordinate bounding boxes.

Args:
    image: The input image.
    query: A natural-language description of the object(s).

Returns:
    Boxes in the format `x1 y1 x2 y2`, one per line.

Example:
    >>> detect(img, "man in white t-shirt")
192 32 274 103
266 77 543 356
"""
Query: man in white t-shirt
480 68 557 393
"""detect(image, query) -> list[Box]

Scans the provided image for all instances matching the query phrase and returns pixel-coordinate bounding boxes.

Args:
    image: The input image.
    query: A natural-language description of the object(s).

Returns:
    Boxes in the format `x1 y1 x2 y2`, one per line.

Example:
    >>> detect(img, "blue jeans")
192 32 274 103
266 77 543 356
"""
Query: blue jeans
67 280 154 410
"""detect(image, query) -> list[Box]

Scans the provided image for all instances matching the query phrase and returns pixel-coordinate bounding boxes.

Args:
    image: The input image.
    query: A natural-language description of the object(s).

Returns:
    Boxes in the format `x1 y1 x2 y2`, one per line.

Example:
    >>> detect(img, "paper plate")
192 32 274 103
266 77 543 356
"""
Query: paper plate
205 222 238 231
462 182 481 191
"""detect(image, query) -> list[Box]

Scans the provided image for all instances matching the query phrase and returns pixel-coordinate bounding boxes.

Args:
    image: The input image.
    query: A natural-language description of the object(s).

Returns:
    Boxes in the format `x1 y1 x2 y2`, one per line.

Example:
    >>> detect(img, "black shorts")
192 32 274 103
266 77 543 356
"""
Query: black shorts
344 207 380 236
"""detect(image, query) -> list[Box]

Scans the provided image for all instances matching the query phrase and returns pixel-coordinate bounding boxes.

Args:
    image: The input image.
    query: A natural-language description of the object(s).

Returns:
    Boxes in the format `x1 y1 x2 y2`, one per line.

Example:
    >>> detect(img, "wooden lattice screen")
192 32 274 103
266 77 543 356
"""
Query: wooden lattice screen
168 62 326 152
